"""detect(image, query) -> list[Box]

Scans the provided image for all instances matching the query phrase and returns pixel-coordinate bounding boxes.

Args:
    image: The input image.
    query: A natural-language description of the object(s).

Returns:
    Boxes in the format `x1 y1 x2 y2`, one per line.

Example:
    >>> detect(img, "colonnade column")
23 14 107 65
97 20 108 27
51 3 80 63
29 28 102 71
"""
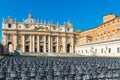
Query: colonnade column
37 35 40 52
44 35 46 53
48 35 51 53
32 35 35 52
22 35 25 52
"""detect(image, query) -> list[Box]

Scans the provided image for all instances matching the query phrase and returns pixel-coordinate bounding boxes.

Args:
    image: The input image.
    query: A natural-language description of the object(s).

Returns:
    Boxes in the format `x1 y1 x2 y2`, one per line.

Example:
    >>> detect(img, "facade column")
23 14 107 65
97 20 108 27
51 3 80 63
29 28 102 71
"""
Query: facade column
63 36 66 53
56 36 59 53
32 35 35 52
51 37 53 53
70 36 74 53
3 34 7 54
14 34 17 50
37 35 40 52
22 35 25 52
44 36 46 53
30 35 32 52
48 35 51 53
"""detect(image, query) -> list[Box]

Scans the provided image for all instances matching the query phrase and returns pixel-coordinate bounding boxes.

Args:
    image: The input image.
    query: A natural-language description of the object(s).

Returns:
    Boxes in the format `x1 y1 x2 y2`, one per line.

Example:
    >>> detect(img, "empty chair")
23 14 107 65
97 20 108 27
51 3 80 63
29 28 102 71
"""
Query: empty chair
36 75 44 80
84 73 91 80
74 74 82 80
21 71 28 78
112 72 120 80
46 69 54 80
30 69 37 80
0 68 5 80
68 65 76 80
22 76 30 80
56 70 64 80
10 70 17 79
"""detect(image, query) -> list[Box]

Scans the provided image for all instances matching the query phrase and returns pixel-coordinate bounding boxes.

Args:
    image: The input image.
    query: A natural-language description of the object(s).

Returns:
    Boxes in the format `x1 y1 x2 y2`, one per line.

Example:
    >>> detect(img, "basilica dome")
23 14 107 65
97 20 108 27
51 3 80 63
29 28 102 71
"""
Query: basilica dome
24 13 36 24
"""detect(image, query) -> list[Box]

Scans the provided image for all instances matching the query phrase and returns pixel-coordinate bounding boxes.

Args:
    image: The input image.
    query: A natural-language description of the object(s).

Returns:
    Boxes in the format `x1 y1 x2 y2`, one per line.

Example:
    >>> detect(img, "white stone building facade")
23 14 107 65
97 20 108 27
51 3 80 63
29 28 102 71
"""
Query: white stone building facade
2 13 75 55
75 38 120 57
75 14 120 57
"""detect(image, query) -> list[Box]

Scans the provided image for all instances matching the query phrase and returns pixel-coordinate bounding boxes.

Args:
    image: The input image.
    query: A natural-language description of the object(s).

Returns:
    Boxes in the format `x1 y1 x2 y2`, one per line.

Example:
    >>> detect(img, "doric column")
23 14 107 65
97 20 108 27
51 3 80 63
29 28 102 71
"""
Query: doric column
56 36 59 53
37 35 40 52
32 35 35 52
22 35 25 52
44 36 46 53
48 35 51 53
30 35 32 52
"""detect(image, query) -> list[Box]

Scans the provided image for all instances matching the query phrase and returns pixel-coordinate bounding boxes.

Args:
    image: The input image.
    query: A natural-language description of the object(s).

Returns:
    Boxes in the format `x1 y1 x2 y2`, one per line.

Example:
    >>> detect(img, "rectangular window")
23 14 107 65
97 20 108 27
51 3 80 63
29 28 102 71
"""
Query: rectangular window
35 48 37 52
101 48 103 53
8 24 11 28
117 47 120 53
67 28 69 31
25 46 29 52
40 46 43 52
46 36 48 41
46 48 48 52
34 36 37 41
39 36 43 41
25 35 29 41
95 49 97 52
108 48 111 53
53 46 56 52
86 50 87 54
53 37 56 41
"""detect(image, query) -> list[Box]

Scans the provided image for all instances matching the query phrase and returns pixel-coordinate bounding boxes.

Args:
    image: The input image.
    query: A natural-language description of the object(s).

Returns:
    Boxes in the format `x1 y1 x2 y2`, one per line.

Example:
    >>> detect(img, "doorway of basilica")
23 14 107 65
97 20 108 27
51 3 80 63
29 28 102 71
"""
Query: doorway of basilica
8 42 14 54
67 44 70 53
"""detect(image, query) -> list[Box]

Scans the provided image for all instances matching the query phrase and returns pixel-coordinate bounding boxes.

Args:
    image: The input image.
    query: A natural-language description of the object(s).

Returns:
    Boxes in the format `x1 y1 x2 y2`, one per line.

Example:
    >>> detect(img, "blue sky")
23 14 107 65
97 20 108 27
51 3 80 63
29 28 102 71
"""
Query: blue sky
0 0 120 41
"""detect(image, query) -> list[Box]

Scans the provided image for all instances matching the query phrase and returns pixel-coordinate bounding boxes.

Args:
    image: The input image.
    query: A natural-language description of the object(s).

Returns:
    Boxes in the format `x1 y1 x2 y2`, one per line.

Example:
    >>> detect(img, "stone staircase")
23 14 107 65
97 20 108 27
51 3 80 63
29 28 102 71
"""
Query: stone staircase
21 52 81 57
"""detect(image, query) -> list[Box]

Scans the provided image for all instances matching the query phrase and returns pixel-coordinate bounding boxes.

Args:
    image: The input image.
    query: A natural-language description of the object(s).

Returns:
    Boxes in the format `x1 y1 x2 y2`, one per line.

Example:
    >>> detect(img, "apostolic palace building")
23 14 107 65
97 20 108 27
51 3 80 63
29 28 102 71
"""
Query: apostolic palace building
75 14 120 57
2 13 120 57
2 13 75 55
